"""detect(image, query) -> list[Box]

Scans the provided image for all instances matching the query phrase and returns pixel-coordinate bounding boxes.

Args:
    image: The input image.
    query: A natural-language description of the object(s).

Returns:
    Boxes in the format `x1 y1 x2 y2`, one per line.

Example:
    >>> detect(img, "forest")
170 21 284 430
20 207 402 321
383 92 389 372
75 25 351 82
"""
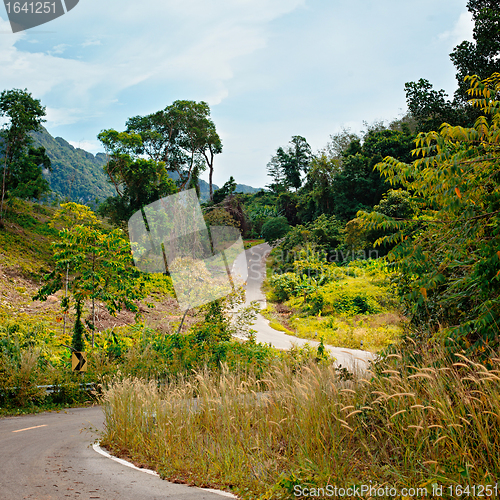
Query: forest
1 0 500 498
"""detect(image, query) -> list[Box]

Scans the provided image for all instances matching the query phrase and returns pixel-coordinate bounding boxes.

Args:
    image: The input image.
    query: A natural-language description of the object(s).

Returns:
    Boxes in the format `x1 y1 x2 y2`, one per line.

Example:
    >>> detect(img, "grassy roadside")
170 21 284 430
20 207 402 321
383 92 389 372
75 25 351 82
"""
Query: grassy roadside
100 345 500 499
244 239 265 250
0 400 97 418
261 304 403 352
262 251 405 352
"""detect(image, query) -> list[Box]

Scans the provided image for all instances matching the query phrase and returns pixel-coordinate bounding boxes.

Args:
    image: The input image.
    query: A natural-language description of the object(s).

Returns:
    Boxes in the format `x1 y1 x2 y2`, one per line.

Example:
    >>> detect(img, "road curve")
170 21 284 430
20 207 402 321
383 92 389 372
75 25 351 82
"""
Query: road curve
238 243 374 370
0 243 373 500
0 406 234 500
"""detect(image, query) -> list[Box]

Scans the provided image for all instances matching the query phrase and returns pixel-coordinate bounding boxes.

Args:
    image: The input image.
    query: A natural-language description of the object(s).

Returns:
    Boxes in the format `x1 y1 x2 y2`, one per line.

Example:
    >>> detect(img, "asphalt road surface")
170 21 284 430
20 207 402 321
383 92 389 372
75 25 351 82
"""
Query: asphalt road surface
238 243 374 370
0 406 235 500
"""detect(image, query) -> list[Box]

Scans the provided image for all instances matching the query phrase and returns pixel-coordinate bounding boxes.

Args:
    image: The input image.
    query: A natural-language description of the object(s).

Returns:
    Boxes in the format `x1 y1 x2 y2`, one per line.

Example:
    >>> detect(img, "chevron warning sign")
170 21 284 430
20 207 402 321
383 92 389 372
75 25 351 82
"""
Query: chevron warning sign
72 351 87 372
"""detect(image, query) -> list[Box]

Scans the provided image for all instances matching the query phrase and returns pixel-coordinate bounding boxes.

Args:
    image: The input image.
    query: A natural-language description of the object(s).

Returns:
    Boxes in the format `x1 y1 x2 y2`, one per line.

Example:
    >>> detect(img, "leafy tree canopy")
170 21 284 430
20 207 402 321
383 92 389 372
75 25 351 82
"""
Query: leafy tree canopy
357 73 500 355
266 135 312 192
125 100 222 197
212 176 237 204
262 216 291 244
0 89 51 218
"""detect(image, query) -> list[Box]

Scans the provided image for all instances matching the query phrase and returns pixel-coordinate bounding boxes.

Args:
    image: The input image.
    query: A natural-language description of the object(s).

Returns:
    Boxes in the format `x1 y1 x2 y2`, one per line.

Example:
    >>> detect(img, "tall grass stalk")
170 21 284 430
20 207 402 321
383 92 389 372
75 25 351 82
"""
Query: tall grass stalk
101 349 500 498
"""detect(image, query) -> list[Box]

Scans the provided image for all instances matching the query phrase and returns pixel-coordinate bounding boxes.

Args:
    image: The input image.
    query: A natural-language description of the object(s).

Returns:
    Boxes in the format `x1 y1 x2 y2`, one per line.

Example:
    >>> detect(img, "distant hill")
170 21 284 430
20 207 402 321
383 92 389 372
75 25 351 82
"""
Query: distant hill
234 183 263 195
31 127 262 204
199 181 263 201
31 127 114 205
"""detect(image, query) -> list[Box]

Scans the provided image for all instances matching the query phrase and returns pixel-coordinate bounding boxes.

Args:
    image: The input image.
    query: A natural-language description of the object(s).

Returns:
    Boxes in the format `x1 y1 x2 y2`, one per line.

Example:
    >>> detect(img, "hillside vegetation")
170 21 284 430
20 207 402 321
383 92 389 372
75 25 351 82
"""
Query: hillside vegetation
31 127 114 205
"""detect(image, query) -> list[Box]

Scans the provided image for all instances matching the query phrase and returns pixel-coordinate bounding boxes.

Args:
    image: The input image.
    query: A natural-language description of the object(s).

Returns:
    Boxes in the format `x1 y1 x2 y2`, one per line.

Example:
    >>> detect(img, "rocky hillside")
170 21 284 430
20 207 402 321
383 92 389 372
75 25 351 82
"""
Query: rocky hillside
31 127 263 205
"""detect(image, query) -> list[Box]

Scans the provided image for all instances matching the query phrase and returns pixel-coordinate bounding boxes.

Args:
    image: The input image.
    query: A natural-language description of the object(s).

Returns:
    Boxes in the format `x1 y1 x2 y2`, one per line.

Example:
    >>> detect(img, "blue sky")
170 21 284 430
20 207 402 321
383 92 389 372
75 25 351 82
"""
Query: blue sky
0 0 473 189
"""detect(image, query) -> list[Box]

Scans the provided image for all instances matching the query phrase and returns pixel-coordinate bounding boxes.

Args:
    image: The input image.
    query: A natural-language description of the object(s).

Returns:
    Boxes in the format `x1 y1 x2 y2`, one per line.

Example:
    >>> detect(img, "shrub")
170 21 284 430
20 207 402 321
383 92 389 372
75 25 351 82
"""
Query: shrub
261 216 290 244
268 273 302 301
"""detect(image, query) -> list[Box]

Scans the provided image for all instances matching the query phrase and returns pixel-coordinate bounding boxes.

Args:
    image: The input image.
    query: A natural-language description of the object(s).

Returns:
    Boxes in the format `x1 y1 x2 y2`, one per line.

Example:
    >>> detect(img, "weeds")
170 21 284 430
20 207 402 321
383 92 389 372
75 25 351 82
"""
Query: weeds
101 346 500 499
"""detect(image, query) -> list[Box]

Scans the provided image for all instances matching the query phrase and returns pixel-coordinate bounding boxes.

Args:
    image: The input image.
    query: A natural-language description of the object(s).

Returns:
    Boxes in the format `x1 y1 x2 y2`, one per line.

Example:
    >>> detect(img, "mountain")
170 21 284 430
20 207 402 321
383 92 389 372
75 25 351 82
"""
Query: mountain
234 183 262 195
197 181 263 202
31 127 263 205
31 127 114 205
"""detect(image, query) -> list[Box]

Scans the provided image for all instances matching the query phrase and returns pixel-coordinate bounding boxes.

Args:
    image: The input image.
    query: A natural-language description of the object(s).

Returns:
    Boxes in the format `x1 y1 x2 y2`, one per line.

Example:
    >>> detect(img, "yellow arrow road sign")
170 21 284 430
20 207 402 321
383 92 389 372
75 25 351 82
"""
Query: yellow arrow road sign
72 351 87 372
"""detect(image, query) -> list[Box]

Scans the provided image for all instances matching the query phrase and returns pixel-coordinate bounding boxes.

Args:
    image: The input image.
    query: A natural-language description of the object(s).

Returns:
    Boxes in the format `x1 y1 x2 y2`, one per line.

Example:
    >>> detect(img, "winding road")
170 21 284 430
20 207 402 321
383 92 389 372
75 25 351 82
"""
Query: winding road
0 406 234 499
239 243 373 370
0 243 373 499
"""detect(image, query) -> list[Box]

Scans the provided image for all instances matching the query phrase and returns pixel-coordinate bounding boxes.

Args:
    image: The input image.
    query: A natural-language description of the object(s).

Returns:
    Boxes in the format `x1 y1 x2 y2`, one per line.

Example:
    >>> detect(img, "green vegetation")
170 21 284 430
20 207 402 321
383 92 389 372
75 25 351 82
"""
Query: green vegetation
358 73 500 355
34 202 147 349
265 250 402 351
261 216 290 244
0 199 274 414
2 3 500 498
96 4 500 498
31 127 114 206
101 346 500 499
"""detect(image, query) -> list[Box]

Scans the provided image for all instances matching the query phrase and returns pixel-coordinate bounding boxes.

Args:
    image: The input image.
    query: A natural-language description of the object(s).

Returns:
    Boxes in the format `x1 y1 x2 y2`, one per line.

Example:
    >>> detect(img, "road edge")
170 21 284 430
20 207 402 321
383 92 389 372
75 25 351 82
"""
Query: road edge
92 442 238 499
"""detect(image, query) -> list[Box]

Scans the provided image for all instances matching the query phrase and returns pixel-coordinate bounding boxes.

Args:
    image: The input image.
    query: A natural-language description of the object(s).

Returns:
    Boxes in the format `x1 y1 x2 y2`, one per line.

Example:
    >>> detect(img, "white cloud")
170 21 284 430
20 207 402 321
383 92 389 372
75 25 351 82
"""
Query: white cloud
0 0 471 188
81 39 101 48
1 0 306 115
45 107 89 126
67 139 103 153
48 43 69 55
438 11 474 45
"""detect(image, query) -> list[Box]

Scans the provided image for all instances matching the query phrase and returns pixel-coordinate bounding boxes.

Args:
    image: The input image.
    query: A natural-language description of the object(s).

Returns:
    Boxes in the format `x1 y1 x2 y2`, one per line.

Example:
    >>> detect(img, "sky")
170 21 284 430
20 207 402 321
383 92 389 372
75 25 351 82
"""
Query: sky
0 0 474 189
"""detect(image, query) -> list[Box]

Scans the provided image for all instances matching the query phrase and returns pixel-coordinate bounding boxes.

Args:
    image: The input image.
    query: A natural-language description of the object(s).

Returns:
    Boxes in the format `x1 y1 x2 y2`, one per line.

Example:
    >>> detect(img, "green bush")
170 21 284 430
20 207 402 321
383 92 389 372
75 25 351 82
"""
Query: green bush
268 273 302 301
261 216 290 244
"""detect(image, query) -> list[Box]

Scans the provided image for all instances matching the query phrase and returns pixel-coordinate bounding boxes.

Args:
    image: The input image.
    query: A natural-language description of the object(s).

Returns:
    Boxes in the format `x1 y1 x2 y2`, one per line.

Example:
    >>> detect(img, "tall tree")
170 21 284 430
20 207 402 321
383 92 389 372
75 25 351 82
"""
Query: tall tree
406 1 500 131
266 148 288 194
300 154 338 220
326 128 414 221
450 0 500 104
0 89 50 221
125 100 222 197
404 79 461 132
212 176 237 204
266 135 312 192
97 129 177 224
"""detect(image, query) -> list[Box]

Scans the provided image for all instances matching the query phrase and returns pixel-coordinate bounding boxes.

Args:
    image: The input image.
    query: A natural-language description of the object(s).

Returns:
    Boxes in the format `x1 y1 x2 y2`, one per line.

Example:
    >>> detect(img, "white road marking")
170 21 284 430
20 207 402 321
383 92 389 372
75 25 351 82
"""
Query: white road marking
92 442 238 498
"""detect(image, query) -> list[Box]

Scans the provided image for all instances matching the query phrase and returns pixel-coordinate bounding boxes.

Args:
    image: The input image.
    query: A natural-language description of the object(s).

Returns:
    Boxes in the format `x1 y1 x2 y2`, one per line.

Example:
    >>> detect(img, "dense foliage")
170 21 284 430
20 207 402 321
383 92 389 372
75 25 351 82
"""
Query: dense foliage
358 73 500 355
0 89 51 218
31 127 114 206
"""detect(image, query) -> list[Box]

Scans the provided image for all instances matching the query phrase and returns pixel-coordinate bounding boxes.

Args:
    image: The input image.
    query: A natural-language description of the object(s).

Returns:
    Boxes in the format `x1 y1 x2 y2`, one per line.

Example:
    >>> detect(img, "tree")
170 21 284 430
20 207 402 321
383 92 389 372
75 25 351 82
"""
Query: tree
266 153 287 194
0 89 50 221
357 73 500 355
212 176 237 204
300 154 338 220
125 100 222 197
35 203 147 348
266 136 312 192
261 216 290 244
97 129 177 224
327 128 414 221
450 0 500 104
285 135 312 190
405 1 500 132
324 127 360 160
404 79 461 133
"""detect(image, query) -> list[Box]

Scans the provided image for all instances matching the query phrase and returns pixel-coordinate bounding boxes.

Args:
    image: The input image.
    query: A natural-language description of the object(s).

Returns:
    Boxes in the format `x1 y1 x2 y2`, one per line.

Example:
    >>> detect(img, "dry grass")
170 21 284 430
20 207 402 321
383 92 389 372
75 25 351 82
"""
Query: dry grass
100 346 500 498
